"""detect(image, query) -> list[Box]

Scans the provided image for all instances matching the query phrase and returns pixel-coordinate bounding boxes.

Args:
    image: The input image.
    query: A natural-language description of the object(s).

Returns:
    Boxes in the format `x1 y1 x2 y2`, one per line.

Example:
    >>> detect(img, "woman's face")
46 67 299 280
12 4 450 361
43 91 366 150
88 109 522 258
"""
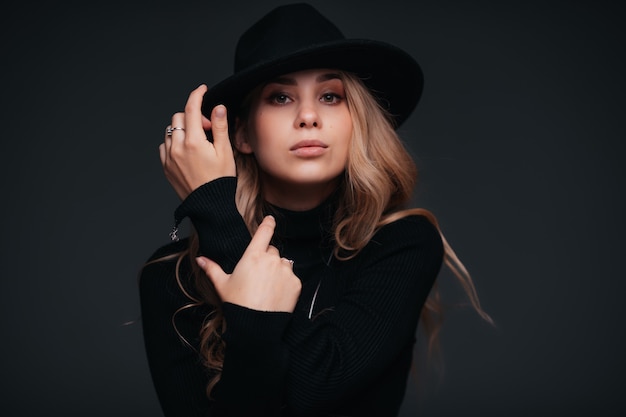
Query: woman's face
236 69 352 208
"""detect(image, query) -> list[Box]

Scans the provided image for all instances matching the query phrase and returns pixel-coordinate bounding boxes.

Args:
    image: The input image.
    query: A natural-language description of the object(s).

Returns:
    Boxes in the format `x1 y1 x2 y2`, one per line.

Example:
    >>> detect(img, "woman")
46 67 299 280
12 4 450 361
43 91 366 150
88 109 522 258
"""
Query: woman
140 3 491 416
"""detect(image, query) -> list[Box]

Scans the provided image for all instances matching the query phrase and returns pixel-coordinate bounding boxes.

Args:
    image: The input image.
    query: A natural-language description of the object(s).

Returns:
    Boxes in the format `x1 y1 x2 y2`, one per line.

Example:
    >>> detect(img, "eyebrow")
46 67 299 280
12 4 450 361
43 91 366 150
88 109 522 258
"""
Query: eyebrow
268 72 342 86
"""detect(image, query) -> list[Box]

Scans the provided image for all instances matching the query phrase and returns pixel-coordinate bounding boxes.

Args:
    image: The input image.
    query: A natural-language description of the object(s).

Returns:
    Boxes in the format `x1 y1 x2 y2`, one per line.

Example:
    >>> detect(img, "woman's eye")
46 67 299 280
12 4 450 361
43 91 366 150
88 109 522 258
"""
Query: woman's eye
270 93 291 104
321 93 342 104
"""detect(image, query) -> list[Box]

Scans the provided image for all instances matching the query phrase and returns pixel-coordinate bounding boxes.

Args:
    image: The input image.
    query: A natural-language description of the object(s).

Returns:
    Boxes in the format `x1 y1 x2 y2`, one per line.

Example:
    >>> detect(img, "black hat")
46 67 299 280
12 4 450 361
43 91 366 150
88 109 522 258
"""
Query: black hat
201 3 423 128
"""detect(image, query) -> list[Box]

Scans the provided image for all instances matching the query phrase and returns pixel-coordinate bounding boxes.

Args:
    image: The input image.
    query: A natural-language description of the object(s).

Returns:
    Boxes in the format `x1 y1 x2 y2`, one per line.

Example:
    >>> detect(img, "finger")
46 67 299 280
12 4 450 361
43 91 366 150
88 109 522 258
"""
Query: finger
245 215 276 253
196 257 228 293
211 104 231 153
170 113 186 140
159 143 166 166
184 84 208 139
164 125 173 151
201 114 212 132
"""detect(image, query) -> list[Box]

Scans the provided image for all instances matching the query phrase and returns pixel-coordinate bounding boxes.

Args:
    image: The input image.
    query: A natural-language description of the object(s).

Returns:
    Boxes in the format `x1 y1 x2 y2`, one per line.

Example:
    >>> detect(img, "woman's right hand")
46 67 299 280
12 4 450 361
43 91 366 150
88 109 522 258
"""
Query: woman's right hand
196 216 303 313
159 84 237 201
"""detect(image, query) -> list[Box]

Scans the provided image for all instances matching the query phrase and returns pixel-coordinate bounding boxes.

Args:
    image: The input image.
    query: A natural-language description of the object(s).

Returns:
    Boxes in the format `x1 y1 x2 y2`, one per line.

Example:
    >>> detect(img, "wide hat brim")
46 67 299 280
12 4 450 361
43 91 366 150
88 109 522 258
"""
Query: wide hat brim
201 38 424 129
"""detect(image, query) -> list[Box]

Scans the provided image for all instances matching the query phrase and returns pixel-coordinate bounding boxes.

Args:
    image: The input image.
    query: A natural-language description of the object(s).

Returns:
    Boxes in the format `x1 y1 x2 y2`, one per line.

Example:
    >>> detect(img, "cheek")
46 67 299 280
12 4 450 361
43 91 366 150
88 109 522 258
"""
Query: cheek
246 125 277 168
249 113 279 150
336 116 353 155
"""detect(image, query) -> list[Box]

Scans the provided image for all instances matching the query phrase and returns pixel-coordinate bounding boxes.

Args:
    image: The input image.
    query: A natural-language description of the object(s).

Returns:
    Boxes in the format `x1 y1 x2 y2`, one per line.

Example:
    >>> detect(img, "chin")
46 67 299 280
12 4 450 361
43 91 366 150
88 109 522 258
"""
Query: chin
291 175 344 189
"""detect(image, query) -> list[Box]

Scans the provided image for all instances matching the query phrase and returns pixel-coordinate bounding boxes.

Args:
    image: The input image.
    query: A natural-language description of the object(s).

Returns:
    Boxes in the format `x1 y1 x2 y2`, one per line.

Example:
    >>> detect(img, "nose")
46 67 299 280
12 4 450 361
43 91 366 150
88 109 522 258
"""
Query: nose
296 103 320 128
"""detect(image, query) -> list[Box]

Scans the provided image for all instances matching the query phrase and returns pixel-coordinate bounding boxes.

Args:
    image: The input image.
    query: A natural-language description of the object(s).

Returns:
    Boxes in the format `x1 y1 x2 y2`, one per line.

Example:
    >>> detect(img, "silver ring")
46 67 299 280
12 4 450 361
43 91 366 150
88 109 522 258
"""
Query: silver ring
166 126 185 136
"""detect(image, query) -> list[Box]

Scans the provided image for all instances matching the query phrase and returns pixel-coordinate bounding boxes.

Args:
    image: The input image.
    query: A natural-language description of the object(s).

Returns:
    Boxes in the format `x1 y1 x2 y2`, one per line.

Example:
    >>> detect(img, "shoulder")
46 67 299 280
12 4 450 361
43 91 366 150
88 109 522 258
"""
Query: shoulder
145 237 191 263
371 214 443 251
340 214 444 301
139 238 191 291
347 214 444 274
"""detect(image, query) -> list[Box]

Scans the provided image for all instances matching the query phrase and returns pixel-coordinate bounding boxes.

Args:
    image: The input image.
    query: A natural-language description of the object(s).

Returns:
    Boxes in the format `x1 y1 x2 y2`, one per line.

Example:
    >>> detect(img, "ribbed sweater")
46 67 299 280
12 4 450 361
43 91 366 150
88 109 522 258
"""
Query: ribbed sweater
139 177 443 417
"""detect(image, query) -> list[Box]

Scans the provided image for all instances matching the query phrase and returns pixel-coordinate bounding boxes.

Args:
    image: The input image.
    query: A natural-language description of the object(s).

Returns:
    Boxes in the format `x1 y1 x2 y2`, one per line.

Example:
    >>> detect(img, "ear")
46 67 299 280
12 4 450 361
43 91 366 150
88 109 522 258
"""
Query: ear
234 118 254 154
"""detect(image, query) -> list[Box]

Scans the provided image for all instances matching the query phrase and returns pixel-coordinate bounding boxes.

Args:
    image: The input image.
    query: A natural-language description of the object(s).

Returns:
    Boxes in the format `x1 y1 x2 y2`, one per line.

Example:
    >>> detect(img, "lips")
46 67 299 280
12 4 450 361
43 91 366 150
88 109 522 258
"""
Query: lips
289 140 328 151
290 140 329 157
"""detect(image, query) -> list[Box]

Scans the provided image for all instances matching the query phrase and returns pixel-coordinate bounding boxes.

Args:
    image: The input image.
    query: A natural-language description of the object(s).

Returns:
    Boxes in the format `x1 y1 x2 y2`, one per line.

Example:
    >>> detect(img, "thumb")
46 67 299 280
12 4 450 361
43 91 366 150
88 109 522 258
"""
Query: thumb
210 104 231 153
196 256 228 290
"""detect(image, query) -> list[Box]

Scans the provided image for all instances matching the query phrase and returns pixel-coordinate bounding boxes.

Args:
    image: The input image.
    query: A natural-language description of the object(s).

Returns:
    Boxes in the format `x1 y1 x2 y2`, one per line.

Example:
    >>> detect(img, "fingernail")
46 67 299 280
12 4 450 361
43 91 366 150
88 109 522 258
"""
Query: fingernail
215 105 226 118
195 257 206 267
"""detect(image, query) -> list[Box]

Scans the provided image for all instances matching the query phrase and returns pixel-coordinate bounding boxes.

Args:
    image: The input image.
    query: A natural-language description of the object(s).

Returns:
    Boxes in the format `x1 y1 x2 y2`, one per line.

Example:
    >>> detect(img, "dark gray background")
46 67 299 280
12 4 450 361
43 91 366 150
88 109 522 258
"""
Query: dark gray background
2 0 624 416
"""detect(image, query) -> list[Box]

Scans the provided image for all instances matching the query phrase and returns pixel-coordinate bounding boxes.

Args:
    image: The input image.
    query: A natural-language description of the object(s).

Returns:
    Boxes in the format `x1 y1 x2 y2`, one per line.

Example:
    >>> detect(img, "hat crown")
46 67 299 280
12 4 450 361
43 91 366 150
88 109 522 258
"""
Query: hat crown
234 3 345 73
202 3 423 128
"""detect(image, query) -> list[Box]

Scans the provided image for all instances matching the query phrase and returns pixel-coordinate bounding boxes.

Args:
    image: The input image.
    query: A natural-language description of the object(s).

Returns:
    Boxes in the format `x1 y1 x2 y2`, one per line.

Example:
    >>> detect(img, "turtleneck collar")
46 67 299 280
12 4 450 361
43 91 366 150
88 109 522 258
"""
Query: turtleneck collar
262 190 338 272
264 190 337 240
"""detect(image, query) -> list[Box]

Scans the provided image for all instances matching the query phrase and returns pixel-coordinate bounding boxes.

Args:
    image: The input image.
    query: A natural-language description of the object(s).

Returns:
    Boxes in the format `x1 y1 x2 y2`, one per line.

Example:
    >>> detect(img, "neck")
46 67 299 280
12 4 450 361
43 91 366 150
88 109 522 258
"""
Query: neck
261 174 341 211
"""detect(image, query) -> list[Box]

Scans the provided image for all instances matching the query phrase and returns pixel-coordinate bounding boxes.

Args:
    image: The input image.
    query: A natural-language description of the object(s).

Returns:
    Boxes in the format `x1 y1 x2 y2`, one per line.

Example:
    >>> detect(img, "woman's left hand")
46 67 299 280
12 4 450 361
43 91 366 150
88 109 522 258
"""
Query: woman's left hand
195 215 302 312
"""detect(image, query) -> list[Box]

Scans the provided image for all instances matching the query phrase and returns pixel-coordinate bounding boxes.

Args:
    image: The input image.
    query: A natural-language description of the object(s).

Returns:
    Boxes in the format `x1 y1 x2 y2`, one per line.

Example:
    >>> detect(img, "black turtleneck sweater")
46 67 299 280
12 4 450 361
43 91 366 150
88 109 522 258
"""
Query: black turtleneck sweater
139 177 443 417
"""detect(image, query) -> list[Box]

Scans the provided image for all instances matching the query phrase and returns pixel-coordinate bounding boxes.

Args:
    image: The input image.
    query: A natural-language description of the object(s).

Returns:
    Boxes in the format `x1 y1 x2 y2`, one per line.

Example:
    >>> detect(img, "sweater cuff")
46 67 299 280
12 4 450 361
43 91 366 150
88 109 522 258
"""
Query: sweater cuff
173 177 250 273
221 302 292 347
174 176 238 226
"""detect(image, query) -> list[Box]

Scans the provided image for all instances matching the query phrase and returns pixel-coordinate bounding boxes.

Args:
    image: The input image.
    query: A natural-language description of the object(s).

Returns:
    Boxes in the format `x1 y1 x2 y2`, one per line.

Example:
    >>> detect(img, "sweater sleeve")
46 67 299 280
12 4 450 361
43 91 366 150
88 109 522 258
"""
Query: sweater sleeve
140 248 294 417
142 178 293 416
174 176 251 273
139 241 212 417
283 215 443 415
210 303 292 416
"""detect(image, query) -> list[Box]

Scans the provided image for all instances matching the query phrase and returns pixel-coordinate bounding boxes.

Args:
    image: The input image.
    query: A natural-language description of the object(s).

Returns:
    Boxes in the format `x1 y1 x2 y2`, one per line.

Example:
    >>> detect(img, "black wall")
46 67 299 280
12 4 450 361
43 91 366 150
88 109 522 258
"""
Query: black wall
1 1 624 416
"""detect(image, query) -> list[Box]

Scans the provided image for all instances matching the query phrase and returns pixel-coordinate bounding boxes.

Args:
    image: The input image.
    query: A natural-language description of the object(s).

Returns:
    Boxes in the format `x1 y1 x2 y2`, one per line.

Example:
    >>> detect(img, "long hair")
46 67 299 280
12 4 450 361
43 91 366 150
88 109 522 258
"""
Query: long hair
164 71 492 398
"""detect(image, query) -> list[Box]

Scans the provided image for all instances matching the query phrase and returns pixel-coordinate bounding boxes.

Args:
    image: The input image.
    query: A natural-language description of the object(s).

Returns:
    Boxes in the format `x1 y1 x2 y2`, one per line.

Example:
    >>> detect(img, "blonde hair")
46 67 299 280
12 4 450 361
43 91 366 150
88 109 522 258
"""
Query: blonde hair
159 71 492 398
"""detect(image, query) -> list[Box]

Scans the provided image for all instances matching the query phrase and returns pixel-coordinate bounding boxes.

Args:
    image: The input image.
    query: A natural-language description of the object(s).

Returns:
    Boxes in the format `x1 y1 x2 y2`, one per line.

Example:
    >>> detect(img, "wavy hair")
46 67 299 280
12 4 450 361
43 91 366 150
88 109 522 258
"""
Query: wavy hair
160 71 492 398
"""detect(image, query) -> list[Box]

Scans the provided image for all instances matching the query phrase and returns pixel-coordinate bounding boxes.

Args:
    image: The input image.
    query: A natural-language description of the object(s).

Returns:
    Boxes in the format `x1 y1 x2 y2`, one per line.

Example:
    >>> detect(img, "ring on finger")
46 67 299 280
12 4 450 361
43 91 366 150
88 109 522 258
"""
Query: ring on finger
166 126 185 136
